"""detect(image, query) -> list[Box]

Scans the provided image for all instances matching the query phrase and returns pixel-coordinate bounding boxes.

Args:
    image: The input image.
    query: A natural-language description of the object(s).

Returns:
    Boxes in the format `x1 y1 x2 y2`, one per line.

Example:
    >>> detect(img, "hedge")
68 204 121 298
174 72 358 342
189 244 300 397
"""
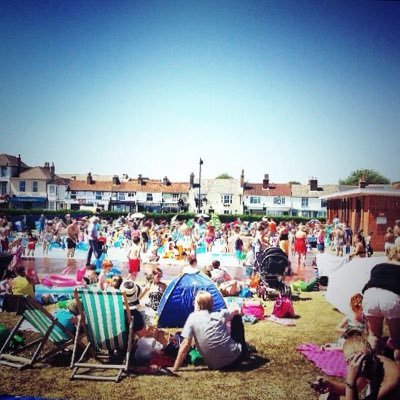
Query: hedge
1 208 323 227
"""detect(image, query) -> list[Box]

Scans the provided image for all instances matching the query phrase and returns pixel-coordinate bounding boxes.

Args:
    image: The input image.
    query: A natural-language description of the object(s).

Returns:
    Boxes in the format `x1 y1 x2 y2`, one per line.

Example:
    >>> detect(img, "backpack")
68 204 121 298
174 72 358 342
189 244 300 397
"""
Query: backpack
272 293 295 318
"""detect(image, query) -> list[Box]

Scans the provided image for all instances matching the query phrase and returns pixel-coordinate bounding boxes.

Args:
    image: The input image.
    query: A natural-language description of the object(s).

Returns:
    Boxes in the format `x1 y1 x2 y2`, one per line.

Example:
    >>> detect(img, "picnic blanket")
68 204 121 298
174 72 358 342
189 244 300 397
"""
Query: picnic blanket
296 343 347 378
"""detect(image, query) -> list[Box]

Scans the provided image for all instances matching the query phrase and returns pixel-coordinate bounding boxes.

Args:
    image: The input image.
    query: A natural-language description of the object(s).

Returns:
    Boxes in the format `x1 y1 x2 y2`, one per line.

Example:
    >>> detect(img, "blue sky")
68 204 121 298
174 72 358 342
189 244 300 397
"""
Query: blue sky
1 1 399 184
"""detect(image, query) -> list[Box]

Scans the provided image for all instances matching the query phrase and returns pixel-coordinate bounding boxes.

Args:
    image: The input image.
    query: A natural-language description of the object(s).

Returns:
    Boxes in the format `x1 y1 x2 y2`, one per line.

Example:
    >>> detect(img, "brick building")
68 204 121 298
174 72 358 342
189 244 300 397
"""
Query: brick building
321 185 400 251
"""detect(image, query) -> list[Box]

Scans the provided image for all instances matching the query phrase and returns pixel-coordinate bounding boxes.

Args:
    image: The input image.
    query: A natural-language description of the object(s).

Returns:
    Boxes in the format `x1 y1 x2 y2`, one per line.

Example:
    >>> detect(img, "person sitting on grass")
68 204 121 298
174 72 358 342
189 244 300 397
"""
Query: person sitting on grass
336 293 366 336
323 293 367 350
207 260 231 285
141 267 167 312
11 265 34 297
312 333 400 399
167 291 249 373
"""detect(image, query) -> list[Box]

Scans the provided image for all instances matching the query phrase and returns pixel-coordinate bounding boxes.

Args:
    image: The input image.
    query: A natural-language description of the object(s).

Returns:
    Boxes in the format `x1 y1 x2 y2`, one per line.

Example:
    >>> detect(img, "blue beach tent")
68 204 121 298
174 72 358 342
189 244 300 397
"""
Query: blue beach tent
157 270 226 328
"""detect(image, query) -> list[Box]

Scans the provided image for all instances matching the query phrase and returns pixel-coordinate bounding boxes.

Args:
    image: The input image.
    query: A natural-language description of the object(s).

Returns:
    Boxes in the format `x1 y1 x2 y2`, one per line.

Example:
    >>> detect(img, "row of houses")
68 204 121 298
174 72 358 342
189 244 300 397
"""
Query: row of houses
0 153 370 218
2 154 400 250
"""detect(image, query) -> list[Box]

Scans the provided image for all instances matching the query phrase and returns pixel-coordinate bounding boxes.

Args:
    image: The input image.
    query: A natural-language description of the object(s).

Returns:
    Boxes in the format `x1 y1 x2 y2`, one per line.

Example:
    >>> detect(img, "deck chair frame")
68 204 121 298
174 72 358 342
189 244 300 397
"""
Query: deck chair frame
70 288 134 382
0 295 78 370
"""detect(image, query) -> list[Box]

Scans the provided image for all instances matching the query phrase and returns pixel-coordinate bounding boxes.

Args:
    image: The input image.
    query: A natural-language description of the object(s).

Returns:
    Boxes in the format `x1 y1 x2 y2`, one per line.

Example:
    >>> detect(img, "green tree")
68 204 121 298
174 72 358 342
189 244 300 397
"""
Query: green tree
338 169 390 185
216 173 233 179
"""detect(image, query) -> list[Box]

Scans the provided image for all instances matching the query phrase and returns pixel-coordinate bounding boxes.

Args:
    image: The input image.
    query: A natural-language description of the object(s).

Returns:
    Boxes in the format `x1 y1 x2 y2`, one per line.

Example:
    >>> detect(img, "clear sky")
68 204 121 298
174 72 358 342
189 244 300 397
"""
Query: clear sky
1 0 399 184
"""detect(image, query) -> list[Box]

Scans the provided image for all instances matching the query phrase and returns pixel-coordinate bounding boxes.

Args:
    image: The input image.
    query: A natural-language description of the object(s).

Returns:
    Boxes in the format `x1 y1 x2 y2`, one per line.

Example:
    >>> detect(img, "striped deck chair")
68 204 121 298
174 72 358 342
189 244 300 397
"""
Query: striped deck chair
70 288 134 382
0 295 77 370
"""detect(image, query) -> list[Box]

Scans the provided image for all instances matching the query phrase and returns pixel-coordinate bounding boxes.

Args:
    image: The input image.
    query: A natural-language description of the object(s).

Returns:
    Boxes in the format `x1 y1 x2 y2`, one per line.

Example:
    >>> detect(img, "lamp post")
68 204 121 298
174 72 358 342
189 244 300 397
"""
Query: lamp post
198 158 203 214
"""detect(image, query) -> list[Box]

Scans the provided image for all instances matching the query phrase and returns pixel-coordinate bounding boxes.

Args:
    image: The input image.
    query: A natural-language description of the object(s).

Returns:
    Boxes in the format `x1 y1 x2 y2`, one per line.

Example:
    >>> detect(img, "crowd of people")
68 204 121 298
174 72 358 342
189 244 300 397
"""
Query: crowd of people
2 214 400 271
1 212 400 388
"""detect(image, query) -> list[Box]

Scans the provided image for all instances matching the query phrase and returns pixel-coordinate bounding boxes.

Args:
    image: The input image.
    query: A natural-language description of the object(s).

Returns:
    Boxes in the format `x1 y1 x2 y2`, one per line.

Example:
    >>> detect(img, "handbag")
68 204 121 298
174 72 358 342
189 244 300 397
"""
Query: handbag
272 293 295 318
241 300 264 320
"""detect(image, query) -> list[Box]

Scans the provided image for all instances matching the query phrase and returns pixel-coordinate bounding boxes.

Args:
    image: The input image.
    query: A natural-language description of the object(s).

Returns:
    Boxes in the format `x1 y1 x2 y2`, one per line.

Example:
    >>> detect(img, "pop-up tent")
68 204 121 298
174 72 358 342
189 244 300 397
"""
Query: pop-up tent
157 270 226 328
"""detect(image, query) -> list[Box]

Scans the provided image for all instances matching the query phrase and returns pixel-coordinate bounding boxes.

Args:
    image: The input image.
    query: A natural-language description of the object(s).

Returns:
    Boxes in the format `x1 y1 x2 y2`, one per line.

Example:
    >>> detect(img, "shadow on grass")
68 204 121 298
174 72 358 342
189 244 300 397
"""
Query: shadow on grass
181 354 269 373
235 354 269 372
293 295 314 301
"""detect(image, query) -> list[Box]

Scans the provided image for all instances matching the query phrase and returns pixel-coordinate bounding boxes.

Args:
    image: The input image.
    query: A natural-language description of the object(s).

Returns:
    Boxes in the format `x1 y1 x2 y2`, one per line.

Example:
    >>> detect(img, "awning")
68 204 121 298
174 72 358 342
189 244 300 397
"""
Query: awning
266 207 291 212
11 196 46 203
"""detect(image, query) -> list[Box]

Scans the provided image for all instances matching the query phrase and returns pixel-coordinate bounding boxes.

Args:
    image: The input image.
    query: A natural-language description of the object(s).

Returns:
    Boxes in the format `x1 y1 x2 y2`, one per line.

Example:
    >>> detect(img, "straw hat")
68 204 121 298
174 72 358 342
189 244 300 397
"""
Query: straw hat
121 280 141 306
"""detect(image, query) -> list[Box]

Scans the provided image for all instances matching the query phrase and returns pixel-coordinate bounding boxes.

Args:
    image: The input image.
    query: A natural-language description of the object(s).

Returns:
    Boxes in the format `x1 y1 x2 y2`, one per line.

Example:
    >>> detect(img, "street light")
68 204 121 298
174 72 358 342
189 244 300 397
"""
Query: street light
198 158 203 214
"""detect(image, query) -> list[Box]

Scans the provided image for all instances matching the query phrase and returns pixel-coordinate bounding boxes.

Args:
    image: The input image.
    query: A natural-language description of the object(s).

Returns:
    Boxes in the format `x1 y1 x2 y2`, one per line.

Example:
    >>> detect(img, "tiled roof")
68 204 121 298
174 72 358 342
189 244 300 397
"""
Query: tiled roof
161 182 190 194
291 184 343 198
59 173 135 182
244 183 291 197
68 180 189 193
0 154 29 168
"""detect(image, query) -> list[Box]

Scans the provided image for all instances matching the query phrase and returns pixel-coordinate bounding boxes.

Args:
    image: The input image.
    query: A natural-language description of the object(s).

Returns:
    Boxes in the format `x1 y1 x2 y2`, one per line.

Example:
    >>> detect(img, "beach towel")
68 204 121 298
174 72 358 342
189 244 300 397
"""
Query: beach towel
296 343 347 378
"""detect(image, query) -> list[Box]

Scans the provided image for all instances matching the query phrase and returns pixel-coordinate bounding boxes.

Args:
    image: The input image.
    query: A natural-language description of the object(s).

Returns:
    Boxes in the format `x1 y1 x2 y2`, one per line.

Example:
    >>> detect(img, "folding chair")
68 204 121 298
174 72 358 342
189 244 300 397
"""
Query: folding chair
70 288 134 382
0 295 78 370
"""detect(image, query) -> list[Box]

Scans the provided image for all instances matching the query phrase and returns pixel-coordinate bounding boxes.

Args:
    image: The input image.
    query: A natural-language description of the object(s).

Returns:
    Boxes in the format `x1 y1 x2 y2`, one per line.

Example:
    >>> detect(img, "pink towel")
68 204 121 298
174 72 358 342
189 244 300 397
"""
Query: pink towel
297 343 348 378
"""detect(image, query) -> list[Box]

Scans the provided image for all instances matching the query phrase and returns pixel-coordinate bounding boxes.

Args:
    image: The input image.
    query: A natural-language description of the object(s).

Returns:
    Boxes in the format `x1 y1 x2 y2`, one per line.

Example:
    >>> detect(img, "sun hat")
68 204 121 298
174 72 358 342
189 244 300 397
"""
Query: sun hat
121 280 141 306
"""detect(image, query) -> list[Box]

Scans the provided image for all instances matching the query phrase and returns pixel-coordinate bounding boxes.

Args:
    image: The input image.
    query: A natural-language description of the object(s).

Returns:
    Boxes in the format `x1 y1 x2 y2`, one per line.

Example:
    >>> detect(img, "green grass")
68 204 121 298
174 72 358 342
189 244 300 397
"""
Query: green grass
0 292 344 400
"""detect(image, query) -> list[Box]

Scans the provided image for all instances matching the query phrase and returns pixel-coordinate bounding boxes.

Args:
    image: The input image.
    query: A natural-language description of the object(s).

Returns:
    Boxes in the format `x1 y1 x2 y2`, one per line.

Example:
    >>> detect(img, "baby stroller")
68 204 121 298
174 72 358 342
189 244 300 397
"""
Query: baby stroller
255 246 291 300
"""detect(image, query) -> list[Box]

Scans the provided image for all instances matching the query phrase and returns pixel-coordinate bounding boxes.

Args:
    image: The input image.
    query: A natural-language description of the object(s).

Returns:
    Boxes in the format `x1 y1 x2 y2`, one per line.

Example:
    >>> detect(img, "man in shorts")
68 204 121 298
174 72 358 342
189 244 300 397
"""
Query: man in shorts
66 220 79 258
168 291 248 373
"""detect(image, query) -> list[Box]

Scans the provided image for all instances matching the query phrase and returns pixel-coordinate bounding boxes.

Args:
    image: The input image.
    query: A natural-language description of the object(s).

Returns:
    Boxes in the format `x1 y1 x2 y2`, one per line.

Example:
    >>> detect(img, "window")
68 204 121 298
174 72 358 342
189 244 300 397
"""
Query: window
95 191 102 200
172 194 179 202
301 197 309 207
0 167 6 177
48 201 56 210
127 192 135 197
221 194 232 204
0 182 6 195
117 193 125 200
320 199 327 207
32 181 38 192
250 196 260 204
19 181 26 192
146 193 153 202
70 190 76 199
273 197 285 205
49 185 57 195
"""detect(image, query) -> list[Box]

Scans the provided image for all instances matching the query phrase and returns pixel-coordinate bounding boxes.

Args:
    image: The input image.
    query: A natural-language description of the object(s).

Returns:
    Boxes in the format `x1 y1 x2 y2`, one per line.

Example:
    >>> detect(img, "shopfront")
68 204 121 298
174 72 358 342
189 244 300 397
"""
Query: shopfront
10 196 47 209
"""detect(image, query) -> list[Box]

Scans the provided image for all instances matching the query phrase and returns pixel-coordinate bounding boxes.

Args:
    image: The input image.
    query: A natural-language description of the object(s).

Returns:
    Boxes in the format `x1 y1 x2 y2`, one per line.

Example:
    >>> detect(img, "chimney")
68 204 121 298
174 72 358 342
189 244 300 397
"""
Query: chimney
309 177 318 191
50 162 55 180
359 176 367 189
87 172 93 184
240 169 245 188
112 175 120 185
44 162 50 169
137 174 143 185
17 154 22 176
190 172 194 188
163 176 170 186
262 174 270 190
